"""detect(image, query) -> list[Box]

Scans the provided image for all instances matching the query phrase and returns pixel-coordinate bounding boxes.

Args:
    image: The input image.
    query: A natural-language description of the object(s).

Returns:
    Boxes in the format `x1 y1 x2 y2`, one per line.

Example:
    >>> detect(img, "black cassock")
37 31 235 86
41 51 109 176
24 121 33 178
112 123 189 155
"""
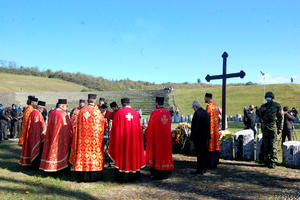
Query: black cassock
190 107 211 171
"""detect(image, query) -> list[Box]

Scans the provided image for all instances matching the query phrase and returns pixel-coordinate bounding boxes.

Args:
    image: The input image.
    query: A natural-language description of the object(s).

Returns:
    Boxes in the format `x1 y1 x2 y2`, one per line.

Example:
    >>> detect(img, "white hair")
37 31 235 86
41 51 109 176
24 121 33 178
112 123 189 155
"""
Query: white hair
192 100 201 108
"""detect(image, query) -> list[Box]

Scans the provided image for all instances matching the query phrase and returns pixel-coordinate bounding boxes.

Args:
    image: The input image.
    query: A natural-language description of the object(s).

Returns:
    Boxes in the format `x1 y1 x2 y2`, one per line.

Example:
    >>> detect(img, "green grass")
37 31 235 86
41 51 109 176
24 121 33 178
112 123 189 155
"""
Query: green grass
171 84 300 116
0 139 299 199
0 73 90 92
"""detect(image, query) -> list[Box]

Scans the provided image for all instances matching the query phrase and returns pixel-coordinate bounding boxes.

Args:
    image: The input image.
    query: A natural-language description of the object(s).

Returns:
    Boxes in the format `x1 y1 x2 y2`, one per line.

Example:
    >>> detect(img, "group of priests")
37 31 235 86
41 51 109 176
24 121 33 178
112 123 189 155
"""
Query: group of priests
18 94 174 182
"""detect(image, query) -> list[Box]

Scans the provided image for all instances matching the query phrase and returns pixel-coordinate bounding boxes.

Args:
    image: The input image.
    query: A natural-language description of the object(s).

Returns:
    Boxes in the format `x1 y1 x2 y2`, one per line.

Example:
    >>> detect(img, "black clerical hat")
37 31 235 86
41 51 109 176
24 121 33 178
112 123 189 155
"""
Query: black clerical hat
88 94 97 100
205 93 213 98
28 95 35 100
31 97 38 102
99 97 105 101
121 98 130 104
38 101 46 106
58 99 67 104
100 104 108 110
110 102 118 108
156 96 164 105
79 99 85 103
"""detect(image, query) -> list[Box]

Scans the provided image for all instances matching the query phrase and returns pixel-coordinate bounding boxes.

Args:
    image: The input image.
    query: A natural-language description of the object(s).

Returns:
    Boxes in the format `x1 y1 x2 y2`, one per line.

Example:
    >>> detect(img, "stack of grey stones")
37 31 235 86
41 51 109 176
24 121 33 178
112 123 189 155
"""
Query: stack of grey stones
220 131 300 169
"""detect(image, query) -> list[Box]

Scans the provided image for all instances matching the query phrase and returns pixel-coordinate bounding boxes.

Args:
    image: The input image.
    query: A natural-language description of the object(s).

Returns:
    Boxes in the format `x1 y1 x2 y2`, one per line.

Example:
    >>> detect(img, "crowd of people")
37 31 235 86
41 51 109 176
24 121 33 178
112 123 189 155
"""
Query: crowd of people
0 104 25 141
0 90 297 182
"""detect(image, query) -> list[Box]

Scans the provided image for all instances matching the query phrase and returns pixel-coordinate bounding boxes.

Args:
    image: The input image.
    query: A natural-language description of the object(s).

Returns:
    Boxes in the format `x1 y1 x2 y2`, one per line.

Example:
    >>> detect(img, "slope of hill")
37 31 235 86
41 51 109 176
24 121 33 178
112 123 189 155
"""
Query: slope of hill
170 84 300 115
0 73 90 92
0 67 214 91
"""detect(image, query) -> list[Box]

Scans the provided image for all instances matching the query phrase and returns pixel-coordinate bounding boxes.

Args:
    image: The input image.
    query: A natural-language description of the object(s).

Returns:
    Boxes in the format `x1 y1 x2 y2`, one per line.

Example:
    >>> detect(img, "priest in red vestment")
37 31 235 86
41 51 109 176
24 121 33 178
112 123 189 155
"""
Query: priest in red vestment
18 96 38 146
108 98 145 182
20 101 46 168
146 97 174 179
69 94 106 182
205 93 221 169
39 99 72 173
105 102 119 120
70 99 85 134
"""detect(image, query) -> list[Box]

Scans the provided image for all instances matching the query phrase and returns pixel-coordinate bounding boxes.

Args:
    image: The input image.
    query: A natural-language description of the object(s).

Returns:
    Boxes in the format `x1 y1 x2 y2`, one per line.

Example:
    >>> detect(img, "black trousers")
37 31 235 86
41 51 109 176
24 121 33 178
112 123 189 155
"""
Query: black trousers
282 129 293 144
194 144 209 171
17 121 22 138
11 120 19 138
208 151 220 169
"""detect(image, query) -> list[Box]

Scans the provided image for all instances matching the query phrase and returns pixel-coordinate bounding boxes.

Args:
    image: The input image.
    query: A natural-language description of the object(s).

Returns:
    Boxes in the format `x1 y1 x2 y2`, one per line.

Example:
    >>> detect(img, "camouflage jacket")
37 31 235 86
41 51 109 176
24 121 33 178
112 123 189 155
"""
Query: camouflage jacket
257 101 283 131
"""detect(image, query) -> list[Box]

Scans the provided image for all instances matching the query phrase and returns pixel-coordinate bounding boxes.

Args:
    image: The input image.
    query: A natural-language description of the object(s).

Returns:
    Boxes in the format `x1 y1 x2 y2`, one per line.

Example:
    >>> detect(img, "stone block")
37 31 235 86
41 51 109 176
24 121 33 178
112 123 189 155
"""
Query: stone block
234 129 254 161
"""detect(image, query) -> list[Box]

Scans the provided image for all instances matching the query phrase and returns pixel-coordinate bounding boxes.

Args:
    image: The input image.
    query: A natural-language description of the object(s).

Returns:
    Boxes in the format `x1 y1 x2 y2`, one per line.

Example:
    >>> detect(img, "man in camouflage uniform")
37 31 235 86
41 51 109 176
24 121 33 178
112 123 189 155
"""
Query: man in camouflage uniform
11 104 23 138
257 92 283 169
0 107 12 140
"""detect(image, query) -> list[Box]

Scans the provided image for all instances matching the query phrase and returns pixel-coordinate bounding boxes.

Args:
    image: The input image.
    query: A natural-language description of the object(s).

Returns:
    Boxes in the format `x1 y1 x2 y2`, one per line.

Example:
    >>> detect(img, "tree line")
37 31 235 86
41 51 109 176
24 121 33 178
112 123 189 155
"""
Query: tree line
0 65 217 91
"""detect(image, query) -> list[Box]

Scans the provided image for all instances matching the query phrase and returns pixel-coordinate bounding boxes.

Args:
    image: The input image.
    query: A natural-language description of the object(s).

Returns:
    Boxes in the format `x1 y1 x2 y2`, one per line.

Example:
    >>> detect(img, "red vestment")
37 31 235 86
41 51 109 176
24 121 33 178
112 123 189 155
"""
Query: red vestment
19 110 46 166
108 107 145 173
39 109 72 172
70 107 81 134
105 110 117 120
206 102 220 151
18 105 34 146
146 107 174 171
69 105 105 171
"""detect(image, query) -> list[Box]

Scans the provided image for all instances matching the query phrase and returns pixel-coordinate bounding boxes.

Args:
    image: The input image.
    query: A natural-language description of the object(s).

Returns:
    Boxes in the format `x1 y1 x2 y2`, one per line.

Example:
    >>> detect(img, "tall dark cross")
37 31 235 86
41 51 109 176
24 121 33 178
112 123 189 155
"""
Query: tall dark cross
205 52 246 130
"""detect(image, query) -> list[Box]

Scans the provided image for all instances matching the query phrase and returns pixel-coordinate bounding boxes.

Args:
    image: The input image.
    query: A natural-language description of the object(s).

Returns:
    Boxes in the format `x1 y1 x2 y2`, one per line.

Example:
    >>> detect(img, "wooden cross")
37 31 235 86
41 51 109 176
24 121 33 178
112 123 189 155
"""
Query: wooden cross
126 113 134 121
205 52 246 130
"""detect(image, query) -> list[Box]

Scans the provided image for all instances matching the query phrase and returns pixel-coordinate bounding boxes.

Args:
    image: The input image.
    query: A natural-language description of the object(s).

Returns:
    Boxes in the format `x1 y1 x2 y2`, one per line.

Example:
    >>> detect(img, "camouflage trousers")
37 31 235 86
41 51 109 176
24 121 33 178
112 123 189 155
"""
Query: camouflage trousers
262 129 279 165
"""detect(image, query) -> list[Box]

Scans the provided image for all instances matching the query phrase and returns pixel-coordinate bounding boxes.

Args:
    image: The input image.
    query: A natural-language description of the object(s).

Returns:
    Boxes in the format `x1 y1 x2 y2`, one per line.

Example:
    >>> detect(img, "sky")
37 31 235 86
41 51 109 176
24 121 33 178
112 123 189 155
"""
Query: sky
0 0 299 84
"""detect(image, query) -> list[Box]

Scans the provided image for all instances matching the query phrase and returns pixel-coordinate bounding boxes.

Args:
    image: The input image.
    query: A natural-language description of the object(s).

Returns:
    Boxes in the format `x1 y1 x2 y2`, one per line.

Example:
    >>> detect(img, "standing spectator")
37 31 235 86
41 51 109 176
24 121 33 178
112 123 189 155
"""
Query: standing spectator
11 104 23 138
282 106 295 144
244 104 258 138
0 107 12 140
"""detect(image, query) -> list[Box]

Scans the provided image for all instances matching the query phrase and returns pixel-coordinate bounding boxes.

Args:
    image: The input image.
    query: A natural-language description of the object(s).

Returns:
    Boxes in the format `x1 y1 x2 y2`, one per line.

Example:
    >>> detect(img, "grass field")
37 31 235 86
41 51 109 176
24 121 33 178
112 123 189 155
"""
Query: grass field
0 73 90 92
171 84 300 116
0 139 299 200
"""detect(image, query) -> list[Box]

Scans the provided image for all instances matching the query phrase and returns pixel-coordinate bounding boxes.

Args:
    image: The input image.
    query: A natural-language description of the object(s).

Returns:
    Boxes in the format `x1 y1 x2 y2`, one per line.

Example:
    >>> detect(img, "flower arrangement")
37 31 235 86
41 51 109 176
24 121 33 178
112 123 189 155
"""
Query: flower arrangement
171 122 191 152
219 130 233 145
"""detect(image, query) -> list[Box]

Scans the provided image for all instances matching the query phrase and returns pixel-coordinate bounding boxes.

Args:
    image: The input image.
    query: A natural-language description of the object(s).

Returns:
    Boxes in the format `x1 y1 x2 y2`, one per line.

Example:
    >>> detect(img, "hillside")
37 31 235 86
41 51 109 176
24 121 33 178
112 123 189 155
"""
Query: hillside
170 84 300 115
0 67 213 91
0 73 90 92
